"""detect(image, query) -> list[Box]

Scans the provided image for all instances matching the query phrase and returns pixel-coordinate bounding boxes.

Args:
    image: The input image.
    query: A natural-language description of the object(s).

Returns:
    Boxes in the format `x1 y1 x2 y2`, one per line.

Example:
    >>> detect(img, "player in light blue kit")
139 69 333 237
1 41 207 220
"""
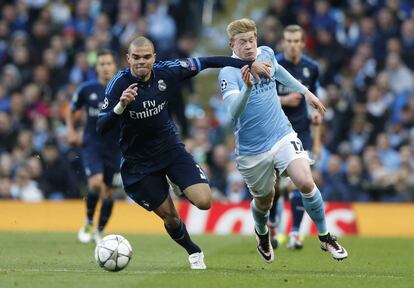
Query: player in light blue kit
218 18 348 263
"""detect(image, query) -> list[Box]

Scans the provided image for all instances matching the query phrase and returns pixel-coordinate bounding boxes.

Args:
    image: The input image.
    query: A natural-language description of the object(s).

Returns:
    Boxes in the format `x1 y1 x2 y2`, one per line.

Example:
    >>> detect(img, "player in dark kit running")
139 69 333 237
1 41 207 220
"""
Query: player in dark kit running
269 25 323 250
97 36 270 269
66 50 122 244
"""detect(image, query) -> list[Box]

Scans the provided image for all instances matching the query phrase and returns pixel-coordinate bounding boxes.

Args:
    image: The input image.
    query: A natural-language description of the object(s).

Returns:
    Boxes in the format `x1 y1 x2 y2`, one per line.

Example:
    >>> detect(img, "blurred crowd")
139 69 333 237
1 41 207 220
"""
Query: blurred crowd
0 0 413 203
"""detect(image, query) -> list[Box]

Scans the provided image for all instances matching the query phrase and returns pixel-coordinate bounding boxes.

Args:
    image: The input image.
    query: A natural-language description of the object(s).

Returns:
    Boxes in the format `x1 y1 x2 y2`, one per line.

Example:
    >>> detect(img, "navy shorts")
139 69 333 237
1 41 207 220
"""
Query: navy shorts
82 143 121 187
124 148 209 211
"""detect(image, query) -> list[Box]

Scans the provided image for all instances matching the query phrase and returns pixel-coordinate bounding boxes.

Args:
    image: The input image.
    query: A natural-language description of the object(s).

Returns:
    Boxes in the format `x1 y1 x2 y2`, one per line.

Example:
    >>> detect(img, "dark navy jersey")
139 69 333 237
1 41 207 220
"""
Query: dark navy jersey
98 57 252 179
71 80 120 153
275 53 320 133
99 59 202 174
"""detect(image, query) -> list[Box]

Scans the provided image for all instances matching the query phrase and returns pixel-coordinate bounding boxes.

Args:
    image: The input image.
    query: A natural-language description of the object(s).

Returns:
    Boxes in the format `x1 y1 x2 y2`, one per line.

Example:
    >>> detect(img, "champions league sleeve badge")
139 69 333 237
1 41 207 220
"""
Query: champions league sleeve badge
220 79 228 91
101 97 109 109
179 60 189 68
158 79 167 91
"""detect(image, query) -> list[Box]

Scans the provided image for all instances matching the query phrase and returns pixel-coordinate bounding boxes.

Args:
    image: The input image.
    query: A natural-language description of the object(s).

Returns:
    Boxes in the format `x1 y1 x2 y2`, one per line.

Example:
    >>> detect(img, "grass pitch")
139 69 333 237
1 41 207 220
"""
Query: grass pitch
0 232 412 288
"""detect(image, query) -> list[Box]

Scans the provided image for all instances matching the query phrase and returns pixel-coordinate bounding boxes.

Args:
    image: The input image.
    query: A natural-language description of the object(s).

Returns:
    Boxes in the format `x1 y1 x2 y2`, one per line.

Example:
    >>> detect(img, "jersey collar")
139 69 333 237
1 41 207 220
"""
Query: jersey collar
127 68 154 88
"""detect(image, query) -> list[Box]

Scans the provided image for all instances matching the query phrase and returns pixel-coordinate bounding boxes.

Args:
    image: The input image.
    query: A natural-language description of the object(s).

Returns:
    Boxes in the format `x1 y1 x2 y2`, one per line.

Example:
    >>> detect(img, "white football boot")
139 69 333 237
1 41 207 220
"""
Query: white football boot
319 233 348 260
255 229 274 263
78 223 93 243
188 252 206 270
287 231 304 250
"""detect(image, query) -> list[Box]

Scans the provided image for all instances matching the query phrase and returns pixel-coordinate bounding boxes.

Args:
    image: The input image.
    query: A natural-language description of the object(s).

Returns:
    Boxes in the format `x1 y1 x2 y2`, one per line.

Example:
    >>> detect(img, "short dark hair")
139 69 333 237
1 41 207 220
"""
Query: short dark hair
283 25 305 40
97 49 115 58
128 36 155 53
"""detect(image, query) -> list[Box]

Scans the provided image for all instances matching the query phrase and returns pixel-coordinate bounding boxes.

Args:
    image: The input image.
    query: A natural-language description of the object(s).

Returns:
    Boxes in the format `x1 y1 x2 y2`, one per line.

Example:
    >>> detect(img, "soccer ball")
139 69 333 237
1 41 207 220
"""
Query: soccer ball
95 234 133 272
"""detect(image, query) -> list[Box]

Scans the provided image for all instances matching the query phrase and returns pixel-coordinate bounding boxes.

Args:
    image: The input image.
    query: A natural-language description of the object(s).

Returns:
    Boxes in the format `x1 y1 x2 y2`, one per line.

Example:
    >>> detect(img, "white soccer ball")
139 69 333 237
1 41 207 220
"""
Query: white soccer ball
95 234 133 272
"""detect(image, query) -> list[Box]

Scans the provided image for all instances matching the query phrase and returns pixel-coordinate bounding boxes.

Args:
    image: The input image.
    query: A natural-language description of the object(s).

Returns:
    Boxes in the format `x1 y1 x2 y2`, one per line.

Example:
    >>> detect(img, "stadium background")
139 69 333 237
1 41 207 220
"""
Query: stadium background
0 0 414 237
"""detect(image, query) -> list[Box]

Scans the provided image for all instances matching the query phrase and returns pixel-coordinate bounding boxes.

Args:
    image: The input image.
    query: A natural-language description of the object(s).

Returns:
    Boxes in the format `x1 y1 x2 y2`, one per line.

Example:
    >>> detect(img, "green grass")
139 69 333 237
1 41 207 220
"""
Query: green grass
0 232 413 288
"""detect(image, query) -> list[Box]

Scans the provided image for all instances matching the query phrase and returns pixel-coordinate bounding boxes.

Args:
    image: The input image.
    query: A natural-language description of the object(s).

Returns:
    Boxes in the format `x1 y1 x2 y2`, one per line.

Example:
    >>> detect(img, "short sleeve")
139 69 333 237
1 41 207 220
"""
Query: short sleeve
71 83 87 111
218 67 241 100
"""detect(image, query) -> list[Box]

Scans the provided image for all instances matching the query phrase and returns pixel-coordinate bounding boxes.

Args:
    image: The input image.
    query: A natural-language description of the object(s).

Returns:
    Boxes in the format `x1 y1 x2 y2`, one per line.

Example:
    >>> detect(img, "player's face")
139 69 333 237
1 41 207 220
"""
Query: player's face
230 31 257 61
96 54 117 84
127 44 156 81
282 31 305 60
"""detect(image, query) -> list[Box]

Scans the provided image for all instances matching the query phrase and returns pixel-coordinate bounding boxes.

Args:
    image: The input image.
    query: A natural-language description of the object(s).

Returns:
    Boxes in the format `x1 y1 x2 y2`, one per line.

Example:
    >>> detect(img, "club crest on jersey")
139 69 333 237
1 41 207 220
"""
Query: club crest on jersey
303 67 310 78
158 79 167 91
101 97 109 109
220 79 227 91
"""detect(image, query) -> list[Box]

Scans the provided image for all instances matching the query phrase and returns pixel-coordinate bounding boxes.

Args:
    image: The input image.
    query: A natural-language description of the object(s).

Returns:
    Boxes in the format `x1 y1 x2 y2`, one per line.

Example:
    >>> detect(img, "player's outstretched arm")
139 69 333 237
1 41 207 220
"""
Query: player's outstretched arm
275 64 326 115
197 56 271 80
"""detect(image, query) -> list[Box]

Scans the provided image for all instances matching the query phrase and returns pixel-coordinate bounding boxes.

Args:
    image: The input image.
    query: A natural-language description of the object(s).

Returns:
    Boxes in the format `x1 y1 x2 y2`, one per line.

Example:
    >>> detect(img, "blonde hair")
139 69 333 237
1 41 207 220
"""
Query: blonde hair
226 18 257 42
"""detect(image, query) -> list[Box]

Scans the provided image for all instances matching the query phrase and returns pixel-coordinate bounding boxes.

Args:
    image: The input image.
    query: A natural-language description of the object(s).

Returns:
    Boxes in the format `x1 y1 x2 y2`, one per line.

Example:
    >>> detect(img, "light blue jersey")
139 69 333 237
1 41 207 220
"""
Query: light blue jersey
218 46 308 156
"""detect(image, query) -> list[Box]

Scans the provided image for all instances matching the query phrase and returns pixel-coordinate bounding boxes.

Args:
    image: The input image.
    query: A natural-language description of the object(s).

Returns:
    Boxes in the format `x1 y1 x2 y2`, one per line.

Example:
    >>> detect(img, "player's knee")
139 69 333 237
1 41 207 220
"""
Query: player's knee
297 179 315 194
256 200 272 212
88 176 104 192
193 193 211 210
88 182 101 192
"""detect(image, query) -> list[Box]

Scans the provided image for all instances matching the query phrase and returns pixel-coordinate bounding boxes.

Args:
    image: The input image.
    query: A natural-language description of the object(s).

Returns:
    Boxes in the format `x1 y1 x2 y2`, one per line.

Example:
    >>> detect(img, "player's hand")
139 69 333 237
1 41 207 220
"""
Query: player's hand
120 83 138 107
311 110 323 125
250 61 272 83
304 91 326 116
67 129 81 146
280 92 302 107
241 65 253 87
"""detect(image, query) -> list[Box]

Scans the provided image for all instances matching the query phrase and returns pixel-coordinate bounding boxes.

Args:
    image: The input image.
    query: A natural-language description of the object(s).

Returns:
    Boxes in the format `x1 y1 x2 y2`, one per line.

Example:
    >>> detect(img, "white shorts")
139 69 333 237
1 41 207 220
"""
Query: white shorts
235 132 312 198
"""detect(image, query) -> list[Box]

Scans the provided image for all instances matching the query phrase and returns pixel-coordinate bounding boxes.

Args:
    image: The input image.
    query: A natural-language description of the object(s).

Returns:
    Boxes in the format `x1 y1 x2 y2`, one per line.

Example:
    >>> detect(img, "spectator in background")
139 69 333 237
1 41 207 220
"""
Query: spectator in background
321 154 349 201
258 14 282 48
9 91 30 130
365 84 393 142
266 0 297 27
400 18 414 67
344 155 371 201
348 116 371 155
1 64 21 94
312 0 337 36
375 133 401 172
207 144 229 196
224 166 250 203
39 139 72 200
146 0 177 60
0 111 17 153
69 52 96 84
0 153 13 178
11 163 44 202
0 177 12 199
385 52 413 94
